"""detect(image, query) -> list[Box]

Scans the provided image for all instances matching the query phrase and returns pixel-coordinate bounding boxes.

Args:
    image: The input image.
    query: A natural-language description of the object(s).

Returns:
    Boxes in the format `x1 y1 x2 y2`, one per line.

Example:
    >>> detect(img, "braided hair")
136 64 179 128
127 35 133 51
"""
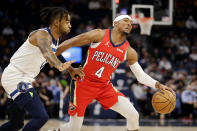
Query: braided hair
40 7 69 26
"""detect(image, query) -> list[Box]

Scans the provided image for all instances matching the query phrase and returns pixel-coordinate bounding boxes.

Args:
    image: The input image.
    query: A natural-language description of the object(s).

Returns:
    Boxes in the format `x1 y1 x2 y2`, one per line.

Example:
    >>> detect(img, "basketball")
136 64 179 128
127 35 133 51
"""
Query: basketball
152 90 176 114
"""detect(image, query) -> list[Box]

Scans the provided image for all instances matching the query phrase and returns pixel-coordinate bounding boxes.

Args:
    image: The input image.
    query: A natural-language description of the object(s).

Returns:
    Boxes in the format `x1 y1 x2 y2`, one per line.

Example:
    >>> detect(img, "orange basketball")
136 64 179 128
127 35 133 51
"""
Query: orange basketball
152 90 176 114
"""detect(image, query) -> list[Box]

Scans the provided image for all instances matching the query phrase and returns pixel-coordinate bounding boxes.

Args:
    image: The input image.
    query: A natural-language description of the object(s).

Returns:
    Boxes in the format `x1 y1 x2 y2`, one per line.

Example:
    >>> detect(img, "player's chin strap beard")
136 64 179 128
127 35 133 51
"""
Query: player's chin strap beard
123 31 129 35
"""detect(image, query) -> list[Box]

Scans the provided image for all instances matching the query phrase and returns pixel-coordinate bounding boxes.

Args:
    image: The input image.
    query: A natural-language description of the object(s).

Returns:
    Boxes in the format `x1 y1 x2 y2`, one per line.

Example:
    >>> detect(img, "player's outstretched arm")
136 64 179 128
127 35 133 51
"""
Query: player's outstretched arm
127 46 175 95
30 30 74 71
56 29 105 56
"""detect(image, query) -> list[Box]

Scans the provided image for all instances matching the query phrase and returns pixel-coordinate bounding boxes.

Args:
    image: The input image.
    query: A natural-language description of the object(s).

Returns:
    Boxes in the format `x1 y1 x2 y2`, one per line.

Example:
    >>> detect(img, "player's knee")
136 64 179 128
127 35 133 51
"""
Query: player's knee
39 113 49 124
42 114 49 123
127 110 139 122
133 110 139 121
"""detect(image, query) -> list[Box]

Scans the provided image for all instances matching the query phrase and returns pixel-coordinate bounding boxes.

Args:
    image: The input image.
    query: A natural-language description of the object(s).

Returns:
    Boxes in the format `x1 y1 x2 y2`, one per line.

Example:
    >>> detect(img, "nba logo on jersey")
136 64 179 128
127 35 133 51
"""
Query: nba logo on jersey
105 41 110 47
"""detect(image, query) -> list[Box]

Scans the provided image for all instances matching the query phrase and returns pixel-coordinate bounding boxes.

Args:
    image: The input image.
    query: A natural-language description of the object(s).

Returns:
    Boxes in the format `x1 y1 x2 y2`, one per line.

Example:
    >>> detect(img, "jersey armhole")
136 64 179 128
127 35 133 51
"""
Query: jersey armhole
90 29 109 49
124 50 128 61
90 42 101 48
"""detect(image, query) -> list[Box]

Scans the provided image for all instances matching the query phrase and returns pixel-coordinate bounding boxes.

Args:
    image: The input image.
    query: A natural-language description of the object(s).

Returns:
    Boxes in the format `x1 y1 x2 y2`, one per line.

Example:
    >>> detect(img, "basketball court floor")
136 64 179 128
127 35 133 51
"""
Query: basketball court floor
1 119 197 131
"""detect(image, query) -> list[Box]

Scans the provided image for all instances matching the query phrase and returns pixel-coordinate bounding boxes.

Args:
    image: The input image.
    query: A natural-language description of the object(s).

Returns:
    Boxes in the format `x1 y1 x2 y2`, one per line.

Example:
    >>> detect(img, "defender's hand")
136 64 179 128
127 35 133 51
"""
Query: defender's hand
68 66 85 80
58 60 76 72
155 82 176 96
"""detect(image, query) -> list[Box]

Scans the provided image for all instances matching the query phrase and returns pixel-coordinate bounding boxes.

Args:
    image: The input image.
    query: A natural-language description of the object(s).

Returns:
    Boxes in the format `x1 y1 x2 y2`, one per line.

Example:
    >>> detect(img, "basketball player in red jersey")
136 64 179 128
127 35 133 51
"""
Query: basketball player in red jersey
55 15 175 131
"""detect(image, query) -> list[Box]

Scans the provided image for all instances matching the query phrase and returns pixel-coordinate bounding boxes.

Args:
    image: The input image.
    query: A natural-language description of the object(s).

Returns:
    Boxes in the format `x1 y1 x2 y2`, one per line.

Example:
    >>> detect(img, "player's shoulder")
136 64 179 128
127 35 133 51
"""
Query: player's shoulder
34 29 49 37
87 29 105 42
90 29 105 34
29 28 52 46
30 29 51 40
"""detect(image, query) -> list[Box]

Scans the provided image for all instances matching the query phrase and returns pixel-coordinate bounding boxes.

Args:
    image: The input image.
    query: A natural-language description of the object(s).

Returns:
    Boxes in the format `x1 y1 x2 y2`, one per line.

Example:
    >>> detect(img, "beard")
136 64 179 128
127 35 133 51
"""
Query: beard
61 29 69 35
59 25 70 35
123 31 129 35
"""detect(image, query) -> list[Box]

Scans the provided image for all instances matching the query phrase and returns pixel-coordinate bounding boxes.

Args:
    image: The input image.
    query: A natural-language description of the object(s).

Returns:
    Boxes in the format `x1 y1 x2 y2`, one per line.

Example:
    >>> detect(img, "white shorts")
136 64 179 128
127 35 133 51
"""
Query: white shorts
1 64 34 99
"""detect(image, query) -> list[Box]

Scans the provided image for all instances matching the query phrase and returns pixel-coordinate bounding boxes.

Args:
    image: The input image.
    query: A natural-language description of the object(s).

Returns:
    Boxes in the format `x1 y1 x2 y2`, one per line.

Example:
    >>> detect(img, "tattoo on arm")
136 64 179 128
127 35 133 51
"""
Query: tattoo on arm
37 36 62 69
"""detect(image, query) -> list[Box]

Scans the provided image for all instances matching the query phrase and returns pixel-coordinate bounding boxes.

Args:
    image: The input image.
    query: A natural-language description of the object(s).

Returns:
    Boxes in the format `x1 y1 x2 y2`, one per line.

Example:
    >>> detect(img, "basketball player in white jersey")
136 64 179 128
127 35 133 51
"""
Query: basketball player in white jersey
0 7 84 131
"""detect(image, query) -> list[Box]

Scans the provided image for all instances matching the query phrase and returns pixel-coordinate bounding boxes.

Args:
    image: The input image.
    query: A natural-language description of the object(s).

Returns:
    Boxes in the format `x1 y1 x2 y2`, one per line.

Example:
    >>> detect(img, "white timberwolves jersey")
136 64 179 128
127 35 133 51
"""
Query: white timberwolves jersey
10 27 59 78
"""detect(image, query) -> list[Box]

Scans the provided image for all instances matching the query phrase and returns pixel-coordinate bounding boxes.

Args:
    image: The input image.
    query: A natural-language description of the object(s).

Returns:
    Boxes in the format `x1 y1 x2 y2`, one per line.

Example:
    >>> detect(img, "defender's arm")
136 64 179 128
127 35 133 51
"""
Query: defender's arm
30 30 74 71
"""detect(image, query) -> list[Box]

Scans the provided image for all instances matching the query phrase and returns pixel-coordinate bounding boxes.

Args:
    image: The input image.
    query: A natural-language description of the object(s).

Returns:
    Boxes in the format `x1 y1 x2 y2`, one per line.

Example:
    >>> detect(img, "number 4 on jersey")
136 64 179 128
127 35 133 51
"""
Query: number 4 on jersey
95 66 105 78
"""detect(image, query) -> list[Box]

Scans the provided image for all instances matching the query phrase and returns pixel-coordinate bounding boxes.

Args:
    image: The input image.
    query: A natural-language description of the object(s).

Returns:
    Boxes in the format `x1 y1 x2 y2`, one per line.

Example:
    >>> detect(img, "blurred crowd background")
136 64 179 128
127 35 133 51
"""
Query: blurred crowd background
0 0 197 122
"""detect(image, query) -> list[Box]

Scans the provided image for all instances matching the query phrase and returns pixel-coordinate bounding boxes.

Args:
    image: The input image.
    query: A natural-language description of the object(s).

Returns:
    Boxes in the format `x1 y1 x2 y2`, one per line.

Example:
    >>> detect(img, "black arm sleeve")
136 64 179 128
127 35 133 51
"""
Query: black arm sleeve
57 55 67 63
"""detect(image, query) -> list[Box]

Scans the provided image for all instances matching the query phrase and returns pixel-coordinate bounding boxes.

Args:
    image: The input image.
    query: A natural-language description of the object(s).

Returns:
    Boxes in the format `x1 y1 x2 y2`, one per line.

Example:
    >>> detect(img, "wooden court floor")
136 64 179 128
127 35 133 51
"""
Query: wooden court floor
1 119 197 131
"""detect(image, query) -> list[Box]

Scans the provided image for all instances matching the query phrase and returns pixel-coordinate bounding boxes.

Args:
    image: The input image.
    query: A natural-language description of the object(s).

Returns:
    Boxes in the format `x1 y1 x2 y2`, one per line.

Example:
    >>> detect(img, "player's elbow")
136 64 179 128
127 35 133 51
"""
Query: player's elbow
135 75 145 85
56 48 65 56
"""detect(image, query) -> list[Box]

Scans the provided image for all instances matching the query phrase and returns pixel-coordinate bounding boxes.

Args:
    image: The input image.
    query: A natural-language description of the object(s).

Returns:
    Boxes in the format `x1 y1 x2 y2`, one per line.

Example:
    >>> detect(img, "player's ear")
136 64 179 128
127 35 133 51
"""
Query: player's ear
114 21 118 27
53 19 60 26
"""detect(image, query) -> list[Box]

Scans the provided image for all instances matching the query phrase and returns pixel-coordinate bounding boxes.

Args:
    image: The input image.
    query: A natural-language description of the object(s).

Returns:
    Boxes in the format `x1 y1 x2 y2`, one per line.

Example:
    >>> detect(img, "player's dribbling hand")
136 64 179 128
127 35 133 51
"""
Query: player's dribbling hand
58 60 76 72
156 82 176 96
67 66 85 80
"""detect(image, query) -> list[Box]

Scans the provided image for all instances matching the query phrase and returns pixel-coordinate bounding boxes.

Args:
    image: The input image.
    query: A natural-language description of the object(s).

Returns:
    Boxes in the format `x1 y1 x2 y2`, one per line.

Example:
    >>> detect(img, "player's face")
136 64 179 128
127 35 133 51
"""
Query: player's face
59 15 71 34
118 18 133 35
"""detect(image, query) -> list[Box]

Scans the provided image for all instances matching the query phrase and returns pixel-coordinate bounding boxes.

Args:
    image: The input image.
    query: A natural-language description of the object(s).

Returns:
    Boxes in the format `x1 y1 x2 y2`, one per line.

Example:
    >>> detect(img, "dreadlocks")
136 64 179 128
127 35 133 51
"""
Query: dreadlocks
40 7 69 26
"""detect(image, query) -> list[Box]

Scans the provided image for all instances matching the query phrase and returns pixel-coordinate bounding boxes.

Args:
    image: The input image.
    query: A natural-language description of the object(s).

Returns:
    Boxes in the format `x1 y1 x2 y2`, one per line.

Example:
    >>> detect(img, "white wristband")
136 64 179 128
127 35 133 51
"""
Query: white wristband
129 62 157 88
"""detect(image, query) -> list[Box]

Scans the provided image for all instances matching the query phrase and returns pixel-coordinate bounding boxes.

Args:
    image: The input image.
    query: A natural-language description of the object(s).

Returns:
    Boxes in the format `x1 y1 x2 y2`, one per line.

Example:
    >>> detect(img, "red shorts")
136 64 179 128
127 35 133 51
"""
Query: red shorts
68 78 124 117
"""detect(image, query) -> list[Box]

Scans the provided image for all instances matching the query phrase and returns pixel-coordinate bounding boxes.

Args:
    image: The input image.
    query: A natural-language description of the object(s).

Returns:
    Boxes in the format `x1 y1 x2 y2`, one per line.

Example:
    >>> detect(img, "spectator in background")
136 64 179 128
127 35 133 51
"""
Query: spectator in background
48 79 61 103
0 35 7 47
185 16 197 29
86 21 95 31
175 48 185 62
189 48 197 61
176 63 187 73
48 79 61 117
185 58 196 73
166 48 175 62
131 83 147 116
38 80 54 117
181 82 197 120
170 34 180 47
139 48 151 68
151 48 162 61
59 72 70 121
2 25 14 36
0 87 7 119
159 56 172 71
0 72 7 119
168 83 182 119
145 63 163 82
176 80 185 90
101 15 111 28
88 0 101 10
48 69 58 81
76 23 87 35
178 40 190 56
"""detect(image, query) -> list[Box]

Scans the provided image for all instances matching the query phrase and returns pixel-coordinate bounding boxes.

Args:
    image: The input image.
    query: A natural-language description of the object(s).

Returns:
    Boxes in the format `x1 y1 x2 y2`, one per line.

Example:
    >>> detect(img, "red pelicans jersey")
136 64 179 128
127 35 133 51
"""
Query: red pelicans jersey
83 29 130 84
